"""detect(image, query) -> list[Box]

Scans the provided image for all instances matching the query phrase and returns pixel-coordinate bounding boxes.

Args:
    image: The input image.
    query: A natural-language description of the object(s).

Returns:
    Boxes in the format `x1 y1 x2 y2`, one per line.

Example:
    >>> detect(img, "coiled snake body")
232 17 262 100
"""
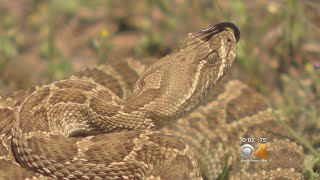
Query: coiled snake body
0 22 304 179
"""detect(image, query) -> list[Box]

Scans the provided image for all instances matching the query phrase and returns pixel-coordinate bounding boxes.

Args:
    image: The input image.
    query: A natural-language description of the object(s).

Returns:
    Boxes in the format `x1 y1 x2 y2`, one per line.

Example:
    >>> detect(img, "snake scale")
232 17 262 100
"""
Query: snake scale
0 22 305 179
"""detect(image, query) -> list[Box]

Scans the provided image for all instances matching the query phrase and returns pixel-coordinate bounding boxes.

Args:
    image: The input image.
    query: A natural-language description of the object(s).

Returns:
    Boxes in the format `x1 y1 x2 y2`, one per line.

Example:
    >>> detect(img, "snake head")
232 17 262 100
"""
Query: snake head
131 23 240 128
181 22 240 85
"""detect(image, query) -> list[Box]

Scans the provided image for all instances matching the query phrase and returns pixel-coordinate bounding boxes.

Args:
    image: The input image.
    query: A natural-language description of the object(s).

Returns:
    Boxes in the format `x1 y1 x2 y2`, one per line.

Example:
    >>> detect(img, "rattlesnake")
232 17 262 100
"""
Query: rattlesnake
0 22 305 179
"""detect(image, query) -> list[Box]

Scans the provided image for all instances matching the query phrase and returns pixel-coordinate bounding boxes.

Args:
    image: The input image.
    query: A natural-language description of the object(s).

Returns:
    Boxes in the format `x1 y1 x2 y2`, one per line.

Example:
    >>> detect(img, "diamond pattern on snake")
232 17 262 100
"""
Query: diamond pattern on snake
0 22 304 179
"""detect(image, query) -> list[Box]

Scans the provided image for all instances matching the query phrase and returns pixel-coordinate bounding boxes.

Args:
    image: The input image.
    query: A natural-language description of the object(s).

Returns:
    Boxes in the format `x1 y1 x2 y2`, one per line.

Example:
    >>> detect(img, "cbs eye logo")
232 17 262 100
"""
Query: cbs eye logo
240 144 255 159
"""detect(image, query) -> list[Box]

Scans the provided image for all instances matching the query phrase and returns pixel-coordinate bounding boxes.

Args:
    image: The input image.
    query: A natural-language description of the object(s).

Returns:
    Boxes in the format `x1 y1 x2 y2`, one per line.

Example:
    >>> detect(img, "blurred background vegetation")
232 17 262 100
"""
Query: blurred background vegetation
0 0 319 178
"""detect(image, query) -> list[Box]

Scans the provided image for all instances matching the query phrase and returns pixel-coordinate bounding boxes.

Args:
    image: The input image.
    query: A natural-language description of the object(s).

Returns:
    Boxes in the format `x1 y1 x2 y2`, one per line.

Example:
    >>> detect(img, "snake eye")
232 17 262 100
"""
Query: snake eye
226 38 232 43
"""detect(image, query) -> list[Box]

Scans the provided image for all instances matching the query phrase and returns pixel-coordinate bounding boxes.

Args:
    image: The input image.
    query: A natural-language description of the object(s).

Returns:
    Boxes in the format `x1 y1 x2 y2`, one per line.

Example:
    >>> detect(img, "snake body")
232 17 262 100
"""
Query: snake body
0 22 305 179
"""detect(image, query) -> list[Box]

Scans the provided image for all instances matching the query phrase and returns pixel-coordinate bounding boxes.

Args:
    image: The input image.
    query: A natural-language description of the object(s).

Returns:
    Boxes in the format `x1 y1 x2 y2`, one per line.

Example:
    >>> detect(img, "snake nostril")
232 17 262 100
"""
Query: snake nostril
213 22 240 42
226 38 232 43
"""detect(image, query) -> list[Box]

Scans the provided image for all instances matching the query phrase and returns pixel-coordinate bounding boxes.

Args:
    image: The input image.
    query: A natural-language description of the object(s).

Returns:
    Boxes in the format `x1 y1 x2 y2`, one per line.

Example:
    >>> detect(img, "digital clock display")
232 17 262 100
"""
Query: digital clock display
240 137 256 143
239 137 269 161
